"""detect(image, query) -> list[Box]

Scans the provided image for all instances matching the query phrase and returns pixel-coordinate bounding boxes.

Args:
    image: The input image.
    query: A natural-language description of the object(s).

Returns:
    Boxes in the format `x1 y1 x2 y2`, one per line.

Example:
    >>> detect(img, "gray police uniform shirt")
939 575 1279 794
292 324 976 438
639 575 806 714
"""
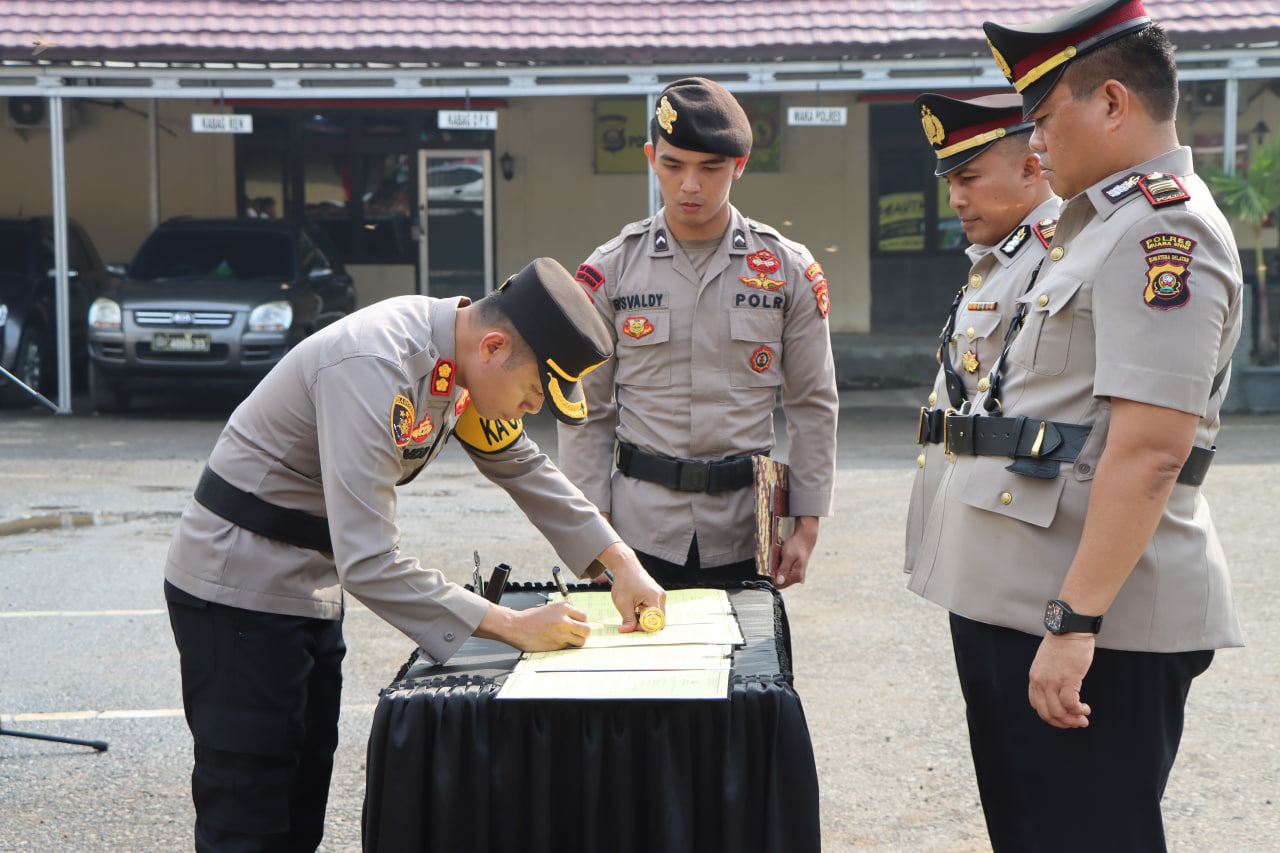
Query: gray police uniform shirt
558 206 839 567
164 296 619 664
905 197 1061 573
908 148 1243 653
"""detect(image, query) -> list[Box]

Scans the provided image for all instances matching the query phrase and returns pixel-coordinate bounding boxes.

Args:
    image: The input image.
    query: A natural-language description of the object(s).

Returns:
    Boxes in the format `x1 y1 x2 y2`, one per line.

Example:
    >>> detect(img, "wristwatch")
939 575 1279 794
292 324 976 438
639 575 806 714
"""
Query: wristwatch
1044 599 1103 635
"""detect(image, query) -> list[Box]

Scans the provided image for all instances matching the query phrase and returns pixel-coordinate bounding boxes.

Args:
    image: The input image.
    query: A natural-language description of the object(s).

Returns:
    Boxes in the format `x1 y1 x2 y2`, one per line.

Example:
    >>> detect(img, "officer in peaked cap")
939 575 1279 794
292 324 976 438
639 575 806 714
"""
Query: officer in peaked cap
903 91 1058 575
984 0 1152 116
163 257 663 850
560 75 838 591
497 256 613 425
909 2 1244 851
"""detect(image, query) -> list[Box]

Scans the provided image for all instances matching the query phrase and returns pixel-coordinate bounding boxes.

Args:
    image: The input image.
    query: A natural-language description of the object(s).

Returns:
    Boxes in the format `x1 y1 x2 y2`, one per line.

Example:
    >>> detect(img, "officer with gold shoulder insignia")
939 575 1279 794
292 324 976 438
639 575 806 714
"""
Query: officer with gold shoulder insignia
558 76 839 589
162 257 664 851
904 91 1059 574
908 2 1244 849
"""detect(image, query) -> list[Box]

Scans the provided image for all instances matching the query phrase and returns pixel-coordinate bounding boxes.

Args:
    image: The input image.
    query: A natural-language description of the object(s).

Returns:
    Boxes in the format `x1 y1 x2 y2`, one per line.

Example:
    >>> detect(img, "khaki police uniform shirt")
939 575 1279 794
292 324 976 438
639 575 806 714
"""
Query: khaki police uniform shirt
908 148 1243 652
558 206 838 567
905 197 1061 573
164 296 619 664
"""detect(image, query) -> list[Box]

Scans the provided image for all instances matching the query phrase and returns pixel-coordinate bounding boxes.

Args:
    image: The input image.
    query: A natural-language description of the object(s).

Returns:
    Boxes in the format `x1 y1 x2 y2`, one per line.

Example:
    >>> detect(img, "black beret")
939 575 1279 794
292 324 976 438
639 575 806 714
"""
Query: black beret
984 0 1152 116
913 92 1034 176
649 77 752 158
498 258 613 426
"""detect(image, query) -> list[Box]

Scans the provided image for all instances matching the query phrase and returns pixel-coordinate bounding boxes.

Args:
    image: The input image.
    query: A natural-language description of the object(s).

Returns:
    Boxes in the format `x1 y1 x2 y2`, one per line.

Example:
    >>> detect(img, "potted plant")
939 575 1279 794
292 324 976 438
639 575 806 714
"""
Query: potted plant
1203 134 1280 411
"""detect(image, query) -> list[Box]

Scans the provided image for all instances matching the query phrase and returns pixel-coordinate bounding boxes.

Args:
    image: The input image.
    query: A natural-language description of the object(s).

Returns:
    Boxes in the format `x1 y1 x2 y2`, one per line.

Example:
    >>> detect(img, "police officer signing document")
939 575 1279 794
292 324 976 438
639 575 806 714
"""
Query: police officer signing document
908 1 1243 850
904 91 1059 573
163 258 665 852
559 77 839 588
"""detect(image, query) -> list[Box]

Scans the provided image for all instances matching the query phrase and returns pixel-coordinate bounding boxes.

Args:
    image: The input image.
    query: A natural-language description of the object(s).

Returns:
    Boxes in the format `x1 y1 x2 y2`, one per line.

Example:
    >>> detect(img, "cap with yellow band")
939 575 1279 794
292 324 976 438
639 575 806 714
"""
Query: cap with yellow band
983 0 1152 117
497 258 613 426
913 92 1033 176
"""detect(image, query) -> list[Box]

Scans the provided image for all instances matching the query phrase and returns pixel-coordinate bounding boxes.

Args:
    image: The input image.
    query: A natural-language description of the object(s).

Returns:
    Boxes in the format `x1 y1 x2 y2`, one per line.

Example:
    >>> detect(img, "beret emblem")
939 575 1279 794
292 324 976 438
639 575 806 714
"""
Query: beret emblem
656 96 678 134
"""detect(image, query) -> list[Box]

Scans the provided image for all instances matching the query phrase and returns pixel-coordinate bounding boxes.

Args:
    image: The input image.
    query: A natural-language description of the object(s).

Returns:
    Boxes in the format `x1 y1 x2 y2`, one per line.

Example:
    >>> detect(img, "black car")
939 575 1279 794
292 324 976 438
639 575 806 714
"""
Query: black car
87 218 357 411
0 217 109 406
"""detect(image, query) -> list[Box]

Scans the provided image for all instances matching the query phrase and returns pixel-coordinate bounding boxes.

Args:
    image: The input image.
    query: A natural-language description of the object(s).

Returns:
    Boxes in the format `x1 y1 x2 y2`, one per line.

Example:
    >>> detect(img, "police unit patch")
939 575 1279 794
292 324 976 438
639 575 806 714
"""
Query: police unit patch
1033 219 1057 247
1139 172 1190 207
741 274 785 290
391 395 415 447
750 345 773 373
746 249 781 276
1000 224 1030 257
623 316 655 339
961 350 979 373
805 262 825 282
454 388 471 416
453 403 523 453
431 358 455 396
812 280 830 319
410 413 433 443
1141 234 1195 311
575 263 604 291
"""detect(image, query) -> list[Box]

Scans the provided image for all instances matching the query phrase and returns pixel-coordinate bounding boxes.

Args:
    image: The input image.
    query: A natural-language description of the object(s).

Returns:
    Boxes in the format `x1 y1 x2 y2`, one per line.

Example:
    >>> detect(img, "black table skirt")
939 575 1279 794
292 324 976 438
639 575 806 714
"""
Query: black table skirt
362 582 820 853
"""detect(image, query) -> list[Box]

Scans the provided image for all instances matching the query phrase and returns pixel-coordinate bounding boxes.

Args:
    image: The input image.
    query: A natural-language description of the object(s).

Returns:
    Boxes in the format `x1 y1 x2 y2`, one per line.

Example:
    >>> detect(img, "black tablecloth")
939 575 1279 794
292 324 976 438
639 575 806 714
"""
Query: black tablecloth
362 582 820 853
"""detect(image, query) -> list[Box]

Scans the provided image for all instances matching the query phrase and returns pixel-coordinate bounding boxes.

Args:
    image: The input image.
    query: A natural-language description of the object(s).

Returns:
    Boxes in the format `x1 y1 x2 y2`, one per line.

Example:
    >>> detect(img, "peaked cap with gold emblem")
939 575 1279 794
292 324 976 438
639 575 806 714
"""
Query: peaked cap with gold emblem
984 0 1152 117
497 258 613 426
913 92 1034 176
649 77 752 157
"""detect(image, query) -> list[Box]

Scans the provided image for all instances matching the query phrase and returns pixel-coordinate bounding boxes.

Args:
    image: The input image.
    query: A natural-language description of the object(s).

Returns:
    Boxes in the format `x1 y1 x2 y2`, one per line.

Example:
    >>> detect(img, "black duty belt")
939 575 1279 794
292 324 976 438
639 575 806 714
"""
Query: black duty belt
943 413 1214 486
917 408 946 445
193 465 333 552
616 442 756 493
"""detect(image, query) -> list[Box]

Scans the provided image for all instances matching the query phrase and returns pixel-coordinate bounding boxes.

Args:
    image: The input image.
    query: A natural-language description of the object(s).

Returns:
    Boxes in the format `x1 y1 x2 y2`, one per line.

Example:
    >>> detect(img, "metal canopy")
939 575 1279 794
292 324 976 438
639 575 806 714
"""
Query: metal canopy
4 47 1277 414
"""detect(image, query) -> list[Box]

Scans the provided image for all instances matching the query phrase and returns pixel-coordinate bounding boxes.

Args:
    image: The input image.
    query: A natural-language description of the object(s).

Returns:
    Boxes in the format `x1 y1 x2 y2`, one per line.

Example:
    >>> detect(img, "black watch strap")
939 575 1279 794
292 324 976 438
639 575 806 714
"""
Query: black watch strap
1044 599 1104 635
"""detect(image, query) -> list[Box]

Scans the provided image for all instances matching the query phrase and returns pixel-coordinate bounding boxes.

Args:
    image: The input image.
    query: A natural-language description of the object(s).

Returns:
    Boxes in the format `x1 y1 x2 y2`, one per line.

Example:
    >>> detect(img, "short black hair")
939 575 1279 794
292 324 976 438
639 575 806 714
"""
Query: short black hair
472 290 535 368
1063 24 1178 122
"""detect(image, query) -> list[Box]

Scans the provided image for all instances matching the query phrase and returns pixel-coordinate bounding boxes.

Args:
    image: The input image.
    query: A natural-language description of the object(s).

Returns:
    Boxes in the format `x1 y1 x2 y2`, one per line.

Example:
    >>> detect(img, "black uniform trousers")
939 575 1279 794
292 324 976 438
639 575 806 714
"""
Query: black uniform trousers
165 581 346 853
949 614 1213 853
636 534 757 587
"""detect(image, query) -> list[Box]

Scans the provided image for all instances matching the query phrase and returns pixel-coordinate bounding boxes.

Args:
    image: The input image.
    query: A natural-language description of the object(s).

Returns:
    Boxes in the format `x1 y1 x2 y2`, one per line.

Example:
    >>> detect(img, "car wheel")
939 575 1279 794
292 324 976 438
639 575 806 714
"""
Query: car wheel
0 328 51 406
89 361 130 413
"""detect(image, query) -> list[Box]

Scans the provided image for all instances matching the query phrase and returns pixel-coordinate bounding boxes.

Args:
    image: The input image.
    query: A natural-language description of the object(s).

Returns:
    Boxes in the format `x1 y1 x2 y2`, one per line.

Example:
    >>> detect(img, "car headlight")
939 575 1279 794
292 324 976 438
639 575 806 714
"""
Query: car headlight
248 301 293 332
88 297 121 330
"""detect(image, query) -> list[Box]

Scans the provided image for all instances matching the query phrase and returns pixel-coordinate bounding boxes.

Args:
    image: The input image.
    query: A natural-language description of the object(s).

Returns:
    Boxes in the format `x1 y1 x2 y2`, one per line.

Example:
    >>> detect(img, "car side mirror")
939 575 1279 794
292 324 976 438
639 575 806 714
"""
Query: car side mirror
106 263 127 278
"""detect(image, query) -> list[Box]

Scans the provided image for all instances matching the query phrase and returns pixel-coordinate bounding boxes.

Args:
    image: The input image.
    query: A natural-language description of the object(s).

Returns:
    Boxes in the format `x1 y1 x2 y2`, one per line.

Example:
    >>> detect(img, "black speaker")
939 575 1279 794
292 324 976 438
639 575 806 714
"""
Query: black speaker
8 96 46 126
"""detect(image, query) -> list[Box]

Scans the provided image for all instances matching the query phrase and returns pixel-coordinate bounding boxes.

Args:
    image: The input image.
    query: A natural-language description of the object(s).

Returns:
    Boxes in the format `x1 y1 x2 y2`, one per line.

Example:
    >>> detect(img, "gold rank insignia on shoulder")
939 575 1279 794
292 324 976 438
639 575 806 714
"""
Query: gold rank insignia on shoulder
1139 172 1190 207
453 403 523 454
391 394 415 447
1000 224 1030 257
1033 219 1057 247
656 95 678 133
431 358 455 396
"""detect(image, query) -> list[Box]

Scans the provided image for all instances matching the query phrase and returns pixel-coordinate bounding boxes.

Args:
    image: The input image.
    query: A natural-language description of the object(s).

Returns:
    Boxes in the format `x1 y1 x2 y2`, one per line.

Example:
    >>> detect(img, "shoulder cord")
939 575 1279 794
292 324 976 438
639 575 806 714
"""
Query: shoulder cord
983 259 1045 413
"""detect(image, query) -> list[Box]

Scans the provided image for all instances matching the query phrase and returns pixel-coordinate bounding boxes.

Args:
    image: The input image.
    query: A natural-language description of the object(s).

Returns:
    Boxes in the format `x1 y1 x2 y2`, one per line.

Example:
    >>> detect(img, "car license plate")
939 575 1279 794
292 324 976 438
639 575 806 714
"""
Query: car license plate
152 332 211 353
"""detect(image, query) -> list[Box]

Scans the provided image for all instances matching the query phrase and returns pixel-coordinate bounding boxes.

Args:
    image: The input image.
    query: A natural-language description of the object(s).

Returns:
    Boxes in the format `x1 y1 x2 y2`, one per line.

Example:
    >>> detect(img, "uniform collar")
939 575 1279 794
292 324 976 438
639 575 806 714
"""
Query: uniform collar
648 204 750 257
1080 146 1193 220
426 296 465 364
965 195 1063 268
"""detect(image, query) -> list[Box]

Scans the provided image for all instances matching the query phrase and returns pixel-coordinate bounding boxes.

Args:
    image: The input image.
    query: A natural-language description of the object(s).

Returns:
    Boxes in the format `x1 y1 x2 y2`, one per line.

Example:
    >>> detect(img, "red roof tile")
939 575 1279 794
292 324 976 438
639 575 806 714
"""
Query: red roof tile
0 1 1276 64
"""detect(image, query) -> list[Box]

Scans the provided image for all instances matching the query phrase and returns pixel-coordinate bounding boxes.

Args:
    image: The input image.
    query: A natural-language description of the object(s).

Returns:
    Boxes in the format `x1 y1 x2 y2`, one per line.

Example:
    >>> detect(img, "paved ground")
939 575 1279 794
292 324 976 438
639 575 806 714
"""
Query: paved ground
1 388 1278 851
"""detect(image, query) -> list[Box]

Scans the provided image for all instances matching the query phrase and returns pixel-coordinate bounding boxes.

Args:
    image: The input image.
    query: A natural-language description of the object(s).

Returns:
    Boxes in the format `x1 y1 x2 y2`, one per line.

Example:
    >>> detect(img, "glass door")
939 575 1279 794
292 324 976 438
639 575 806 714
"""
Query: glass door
417 149 493 300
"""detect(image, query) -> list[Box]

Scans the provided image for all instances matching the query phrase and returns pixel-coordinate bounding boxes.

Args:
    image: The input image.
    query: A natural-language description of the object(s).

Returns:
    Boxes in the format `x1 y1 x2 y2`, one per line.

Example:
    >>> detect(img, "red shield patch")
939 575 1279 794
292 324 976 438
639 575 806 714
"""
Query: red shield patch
410 413 433 443
454 388 471 417
746 249 781 276
1144 252 1191 310
812 280 830 319
750 345 774 373
623 317 655 339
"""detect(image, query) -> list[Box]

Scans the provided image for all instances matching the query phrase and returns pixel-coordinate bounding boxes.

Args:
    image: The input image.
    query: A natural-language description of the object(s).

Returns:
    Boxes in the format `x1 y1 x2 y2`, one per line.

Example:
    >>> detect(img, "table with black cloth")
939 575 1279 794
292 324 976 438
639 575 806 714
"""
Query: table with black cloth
362 581 820 853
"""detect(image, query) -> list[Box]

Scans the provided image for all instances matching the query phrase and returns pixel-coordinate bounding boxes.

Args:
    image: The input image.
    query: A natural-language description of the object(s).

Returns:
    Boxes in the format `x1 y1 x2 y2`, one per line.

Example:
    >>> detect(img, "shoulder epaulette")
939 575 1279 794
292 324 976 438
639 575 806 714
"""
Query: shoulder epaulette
1139 172 1190 207
1033 218 1057 247
596 218 651 255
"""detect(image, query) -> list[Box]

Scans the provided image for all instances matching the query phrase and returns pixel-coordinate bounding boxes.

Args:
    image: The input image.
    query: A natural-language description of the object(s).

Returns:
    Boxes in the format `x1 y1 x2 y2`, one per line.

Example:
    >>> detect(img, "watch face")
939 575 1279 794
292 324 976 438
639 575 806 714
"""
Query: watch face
1045 600 1065 632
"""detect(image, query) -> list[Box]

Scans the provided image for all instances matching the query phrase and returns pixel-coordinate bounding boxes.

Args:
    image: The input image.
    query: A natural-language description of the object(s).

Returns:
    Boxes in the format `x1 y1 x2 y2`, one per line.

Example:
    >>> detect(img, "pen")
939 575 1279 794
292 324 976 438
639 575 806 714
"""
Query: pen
551 565 571 602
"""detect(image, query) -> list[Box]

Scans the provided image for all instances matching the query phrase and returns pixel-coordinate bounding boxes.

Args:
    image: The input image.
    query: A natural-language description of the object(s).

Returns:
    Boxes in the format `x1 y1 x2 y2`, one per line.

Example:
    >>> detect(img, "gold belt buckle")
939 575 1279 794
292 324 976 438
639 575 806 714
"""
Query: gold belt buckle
1030 420 1047 458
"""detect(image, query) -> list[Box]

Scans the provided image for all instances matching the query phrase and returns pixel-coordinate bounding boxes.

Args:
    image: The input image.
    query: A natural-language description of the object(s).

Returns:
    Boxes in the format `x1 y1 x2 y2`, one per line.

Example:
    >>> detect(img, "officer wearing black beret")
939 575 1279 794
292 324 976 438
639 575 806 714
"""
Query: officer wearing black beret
164 257 664 850
560 76 839 590
907 2 1244 851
